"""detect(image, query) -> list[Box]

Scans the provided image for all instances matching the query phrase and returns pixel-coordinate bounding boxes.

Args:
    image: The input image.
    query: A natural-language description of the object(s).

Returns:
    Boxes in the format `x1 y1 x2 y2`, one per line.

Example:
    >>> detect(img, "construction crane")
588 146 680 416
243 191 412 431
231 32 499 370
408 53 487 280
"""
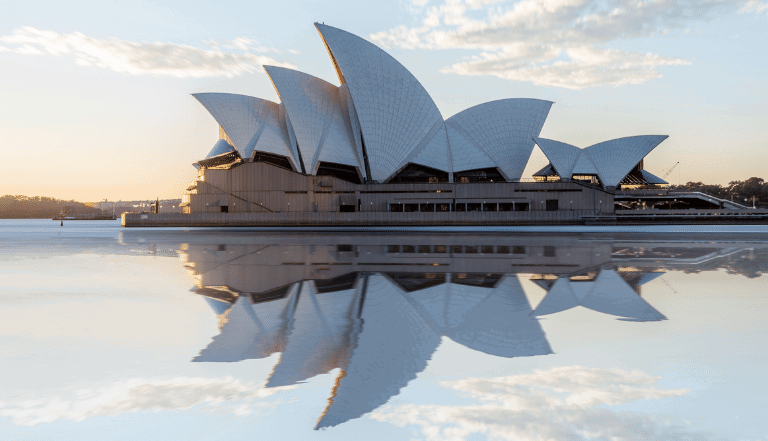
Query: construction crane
662 161 679 179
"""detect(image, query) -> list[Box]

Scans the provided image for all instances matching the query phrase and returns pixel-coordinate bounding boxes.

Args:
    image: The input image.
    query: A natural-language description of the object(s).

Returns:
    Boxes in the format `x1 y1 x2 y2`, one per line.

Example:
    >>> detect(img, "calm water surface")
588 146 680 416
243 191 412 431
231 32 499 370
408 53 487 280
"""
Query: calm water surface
1 220 767 440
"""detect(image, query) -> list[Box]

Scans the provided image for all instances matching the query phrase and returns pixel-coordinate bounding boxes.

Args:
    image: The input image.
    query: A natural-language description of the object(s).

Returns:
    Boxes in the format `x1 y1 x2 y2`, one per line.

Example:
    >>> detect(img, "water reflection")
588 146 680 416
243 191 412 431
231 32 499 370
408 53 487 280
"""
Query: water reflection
531 270 666 321
169 233 768 428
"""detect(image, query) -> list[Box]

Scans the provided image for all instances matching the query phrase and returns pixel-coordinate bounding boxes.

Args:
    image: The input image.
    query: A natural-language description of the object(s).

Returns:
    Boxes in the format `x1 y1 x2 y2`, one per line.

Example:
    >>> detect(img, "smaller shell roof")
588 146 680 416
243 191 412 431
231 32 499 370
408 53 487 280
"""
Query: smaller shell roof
533 137 581 179
586 135 668 188
193 92 299 171
535 135 668 187
205 138 237 159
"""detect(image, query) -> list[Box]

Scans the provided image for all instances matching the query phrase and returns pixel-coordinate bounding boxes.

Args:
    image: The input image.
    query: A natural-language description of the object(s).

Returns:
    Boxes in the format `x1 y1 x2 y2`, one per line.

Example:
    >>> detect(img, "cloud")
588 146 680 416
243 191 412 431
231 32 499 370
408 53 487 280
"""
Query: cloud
0 27 295 78
738 0 768 12
371 0 757 89
443 45 691 89
371 366 722 441
0 376 294 426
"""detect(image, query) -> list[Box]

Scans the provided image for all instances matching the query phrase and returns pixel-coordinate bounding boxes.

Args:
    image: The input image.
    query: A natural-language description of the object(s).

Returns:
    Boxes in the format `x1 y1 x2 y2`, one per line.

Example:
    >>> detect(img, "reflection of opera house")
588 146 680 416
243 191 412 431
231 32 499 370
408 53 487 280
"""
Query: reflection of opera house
179 233 760 428
123 24 753 227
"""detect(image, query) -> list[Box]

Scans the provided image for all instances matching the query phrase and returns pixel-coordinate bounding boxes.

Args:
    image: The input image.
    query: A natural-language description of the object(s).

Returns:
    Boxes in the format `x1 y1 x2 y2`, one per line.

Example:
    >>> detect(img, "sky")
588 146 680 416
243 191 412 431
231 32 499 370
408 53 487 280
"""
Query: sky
1 0 767 201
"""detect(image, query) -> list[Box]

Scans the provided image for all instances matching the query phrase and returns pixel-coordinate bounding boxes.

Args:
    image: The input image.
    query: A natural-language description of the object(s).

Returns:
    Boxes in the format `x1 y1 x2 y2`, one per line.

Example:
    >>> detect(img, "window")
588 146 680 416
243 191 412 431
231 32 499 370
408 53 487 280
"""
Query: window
434 245 447 253
515 203 530 212
546 200 559 211
496 245 510 254
386 245 400 253
512 246 526 254
481 245 494 254
340 204 356 212
402 245 416 253
499 203 513 211
418 245 431 253
220 206 228 213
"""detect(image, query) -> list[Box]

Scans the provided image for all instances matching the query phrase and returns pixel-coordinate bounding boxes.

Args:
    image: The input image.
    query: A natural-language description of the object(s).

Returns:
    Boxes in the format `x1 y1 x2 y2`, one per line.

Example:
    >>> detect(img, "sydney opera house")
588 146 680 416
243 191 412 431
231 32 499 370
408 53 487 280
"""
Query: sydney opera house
121 23 750 226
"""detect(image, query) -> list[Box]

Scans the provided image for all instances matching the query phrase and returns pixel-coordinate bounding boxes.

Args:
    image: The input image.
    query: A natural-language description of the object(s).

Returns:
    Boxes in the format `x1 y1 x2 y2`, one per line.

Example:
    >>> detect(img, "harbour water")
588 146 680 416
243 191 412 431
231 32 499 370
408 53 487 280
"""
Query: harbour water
2 220 767 440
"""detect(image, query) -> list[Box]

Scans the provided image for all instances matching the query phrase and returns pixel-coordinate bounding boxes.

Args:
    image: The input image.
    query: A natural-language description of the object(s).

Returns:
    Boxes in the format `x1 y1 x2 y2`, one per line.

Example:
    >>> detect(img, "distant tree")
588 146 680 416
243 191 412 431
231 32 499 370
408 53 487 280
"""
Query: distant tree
670 177 767 208
0 195 103 219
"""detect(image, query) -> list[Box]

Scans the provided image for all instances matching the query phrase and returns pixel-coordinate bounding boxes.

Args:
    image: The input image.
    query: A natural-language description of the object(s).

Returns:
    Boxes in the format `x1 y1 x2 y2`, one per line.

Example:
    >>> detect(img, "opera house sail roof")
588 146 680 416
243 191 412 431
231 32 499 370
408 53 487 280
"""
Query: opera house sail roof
191 23 668 188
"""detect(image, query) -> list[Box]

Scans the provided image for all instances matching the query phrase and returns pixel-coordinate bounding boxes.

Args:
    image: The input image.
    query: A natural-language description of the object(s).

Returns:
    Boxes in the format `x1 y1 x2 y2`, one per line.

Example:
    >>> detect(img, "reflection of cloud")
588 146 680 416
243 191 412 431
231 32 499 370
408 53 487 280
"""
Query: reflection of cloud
0 377 293 426
371 0 756 88
371 366 720 441
0 27 295 78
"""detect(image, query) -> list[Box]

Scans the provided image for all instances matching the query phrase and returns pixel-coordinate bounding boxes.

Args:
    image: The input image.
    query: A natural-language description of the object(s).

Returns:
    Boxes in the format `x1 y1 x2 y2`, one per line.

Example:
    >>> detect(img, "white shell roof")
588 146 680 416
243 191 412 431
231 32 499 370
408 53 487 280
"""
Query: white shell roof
572 150 599 175
192 26 671 185
193 93 299 171
338 83 366 178
533 137 582 179
315 23 444 182
446 124 498 172
265 66 363 175
535 135 667 187
446 99 552 180
278 102 303 172
409 123 452 173
586 135 668 188
204 138 237 159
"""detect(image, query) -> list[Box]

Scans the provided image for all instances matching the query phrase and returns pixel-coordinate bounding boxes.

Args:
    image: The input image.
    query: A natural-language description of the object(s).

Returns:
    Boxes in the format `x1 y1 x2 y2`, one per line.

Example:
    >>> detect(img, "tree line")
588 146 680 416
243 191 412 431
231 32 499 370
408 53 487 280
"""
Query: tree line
0 195 103 219
668 177 767 207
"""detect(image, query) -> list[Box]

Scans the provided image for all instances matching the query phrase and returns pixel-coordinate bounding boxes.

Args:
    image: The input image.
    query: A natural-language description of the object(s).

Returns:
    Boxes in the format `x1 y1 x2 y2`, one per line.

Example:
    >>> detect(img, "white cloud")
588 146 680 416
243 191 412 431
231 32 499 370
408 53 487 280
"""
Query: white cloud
738 0 768 12
371 0 756 89
370 366 721 441
0 377 294 426
0 27 295 78
443 45 691 89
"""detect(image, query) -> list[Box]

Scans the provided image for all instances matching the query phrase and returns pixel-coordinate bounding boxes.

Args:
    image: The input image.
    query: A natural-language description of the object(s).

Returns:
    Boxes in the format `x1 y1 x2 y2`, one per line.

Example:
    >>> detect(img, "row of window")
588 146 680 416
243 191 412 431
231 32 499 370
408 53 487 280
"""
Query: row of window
388 202 531 213
385 244 529 254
